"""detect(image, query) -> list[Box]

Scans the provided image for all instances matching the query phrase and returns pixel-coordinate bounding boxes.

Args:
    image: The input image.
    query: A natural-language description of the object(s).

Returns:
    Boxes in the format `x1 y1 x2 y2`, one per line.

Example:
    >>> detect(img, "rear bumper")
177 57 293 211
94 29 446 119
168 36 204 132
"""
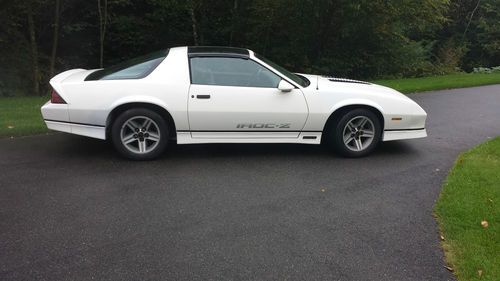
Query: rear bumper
44 120 106 140
382 128 427 141
42 101 106 140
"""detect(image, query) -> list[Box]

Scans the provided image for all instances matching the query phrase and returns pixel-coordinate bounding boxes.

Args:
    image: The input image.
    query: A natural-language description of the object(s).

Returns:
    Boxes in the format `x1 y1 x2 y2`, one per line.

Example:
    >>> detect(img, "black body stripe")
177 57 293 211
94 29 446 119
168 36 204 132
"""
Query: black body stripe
44 120 423 134
176 130 322 133
44 119 105 128
384 128 425 132
177 128 424 133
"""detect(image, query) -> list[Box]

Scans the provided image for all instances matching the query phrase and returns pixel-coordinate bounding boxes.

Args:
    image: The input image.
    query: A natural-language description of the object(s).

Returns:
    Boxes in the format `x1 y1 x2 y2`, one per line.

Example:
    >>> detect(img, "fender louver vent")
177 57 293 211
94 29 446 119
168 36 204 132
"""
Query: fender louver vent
323 76 371 85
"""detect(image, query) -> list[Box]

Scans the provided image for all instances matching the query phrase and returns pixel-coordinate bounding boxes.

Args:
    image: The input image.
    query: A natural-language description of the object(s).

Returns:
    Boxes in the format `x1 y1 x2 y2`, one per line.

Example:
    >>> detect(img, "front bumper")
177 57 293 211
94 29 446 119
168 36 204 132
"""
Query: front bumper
382 128 427 141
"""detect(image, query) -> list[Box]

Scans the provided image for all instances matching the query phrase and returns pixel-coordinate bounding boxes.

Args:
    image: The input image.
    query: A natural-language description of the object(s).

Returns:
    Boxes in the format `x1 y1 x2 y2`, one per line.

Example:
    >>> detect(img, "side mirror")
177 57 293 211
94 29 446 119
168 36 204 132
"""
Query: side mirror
278 80 294 92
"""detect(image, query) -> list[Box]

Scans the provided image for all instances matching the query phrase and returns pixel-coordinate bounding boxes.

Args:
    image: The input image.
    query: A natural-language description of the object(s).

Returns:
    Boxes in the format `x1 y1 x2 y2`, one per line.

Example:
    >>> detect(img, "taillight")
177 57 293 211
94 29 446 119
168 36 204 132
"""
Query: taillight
51 89 66 104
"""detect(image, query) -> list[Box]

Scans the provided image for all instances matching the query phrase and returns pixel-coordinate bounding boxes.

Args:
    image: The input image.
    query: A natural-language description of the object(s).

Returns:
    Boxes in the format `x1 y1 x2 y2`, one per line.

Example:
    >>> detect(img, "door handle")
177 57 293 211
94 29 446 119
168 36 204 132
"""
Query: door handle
196 95 211 99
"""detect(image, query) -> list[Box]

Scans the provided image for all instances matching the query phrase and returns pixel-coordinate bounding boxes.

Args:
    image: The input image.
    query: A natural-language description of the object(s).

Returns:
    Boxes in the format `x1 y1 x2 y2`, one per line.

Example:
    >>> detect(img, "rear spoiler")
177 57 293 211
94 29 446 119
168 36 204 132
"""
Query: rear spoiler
49 69 87 85
48 69 98 101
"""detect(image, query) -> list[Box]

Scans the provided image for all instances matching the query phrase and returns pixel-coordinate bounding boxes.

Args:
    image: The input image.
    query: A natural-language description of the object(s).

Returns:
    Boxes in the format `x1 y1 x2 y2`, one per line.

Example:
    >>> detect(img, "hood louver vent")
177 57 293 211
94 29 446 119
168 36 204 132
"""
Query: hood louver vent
323 76 371 85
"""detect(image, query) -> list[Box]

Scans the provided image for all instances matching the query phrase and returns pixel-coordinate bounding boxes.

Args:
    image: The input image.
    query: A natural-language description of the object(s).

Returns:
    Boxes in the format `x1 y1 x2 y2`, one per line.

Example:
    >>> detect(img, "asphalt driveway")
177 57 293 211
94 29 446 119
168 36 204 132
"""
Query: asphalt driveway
1 85 499 280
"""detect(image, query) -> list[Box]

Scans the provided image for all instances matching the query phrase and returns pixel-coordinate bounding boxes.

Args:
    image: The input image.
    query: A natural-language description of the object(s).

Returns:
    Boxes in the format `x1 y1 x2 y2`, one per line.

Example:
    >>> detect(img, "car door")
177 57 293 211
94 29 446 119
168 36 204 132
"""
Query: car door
188 56 308 139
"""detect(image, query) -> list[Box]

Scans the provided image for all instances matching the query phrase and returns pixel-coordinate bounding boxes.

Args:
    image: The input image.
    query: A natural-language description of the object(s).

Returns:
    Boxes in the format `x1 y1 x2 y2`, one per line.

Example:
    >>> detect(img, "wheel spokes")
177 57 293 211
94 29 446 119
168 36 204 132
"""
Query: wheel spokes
143 119 152 130
361 130 374 138
138 140 147 153
148 132 160 142
358 117 368 129
122 133 136 144
354 138 363 150
347 123 356 132
342 116 375 152
344 135 354 143
120 116 161 154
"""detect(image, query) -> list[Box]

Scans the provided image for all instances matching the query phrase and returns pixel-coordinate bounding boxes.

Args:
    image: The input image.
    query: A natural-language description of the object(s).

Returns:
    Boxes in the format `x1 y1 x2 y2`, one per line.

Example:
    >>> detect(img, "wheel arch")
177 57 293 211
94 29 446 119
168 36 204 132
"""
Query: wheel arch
321 104 385 144
106 102 177 140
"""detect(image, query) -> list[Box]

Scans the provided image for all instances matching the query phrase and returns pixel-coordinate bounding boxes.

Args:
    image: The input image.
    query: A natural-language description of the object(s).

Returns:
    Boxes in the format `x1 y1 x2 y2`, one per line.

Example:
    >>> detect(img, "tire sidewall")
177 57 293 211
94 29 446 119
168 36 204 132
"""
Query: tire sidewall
111 108 168 160
331 109 382 157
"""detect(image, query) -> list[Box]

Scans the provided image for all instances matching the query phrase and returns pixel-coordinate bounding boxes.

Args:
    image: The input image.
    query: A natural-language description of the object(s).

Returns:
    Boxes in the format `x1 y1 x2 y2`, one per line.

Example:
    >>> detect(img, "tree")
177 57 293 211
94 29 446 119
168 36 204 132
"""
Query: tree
26 3 40 96
0 0 499 96
97 0 108 67
49 0 61 78
229 0 238 46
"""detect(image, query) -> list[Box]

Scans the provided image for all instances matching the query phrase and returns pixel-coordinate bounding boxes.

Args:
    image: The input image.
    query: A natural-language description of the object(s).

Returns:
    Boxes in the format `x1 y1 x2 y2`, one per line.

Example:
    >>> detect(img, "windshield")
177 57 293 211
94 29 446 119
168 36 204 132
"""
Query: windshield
254 53 310 87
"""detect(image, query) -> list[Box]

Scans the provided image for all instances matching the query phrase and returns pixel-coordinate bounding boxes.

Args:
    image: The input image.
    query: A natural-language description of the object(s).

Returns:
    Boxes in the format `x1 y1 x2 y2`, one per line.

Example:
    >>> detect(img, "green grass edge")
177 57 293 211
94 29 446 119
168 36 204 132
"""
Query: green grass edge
434 137 500 281
373 72 500 94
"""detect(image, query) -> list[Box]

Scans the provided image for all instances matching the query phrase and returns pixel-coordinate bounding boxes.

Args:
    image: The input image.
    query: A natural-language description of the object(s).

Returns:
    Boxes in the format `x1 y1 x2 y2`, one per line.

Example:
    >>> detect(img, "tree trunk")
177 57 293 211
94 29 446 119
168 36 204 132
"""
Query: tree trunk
189 5 199 46
97 0 107 67
262 9 274 56
463 0 481 40
229 0 238 46
27 5 40 96
49 0 61 78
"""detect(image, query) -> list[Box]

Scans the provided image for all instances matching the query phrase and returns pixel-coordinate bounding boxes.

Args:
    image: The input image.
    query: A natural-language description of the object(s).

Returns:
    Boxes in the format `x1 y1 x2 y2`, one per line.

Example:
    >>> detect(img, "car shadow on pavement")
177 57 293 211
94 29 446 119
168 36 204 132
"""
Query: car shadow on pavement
57 134 419 161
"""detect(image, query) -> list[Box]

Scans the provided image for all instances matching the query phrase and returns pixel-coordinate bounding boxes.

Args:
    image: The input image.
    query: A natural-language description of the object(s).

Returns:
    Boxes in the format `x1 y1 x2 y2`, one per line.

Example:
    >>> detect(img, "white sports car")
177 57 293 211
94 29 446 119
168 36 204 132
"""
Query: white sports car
41 46 427 160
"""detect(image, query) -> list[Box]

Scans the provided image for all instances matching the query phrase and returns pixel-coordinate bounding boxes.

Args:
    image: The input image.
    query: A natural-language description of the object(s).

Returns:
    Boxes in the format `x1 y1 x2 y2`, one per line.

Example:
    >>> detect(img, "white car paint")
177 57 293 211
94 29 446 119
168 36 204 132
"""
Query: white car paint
41 46 427 145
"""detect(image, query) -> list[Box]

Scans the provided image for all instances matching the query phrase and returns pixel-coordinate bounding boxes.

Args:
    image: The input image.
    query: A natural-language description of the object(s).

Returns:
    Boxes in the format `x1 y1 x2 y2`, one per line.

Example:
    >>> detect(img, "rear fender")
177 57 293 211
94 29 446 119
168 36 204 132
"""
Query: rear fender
109 96 171 113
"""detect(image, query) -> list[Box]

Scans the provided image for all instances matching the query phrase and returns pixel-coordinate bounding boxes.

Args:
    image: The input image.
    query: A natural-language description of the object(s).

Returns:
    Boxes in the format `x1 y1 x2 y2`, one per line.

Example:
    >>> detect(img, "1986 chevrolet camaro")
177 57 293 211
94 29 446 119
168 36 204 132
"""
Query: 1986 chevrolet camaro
41 46 427 160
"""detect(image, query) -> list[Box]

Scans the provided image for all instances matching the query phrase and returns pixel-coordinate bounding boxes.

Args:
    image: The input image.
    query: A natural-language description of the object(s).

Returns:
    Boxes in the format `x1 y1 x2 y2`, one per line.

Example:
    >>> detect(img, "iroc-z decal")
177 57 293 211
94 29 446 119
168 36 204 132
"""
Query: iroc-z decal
236 123 291 129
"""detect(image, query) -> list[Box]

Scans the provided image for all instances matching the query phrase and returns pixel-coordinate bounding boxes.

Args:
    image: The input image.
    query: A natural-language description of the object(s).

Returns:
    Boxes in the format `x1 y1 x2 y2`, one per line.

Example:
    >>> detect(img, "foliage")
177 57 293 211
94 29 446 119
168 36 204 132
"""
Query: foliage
0 0 499 96
373 72 500 93
435 137 500 281
473 66 500 73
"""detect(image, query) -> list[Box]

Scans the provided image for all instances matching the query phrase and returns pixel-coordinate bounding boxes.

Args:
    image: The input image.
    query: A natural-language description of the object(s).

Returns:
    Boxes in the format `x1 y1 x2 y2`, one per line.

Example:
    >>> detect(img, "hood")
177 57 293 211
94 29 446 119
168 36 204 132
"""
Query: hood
300 74 407 99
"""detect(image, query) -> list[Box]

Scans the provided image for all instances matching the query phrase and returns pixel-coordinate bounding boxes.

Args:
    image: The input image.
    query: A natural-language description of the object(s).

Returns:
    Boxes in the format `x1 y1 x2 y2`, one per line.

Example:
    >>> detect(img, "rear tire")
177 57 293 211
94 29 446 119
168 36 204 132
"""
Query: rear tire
111 108 168 160
327 108 382 157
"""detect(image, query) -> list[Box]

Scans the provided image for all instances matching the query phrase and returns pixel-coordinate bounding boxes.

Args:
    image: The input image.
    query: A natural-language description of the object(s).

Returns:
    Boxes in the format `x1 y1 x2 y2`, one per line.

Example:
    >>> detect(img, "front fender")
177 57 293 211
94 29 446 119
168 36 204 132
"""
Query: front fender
328 99 385 117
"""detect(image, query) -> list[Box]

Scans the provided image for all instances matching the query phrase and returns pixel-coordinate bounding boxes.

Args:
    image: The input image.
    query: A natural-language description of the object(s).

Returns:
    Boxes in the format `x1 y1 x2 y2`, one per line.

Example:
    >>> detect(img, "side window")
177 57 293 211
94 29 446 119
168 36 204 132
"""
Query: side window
190 57 281 88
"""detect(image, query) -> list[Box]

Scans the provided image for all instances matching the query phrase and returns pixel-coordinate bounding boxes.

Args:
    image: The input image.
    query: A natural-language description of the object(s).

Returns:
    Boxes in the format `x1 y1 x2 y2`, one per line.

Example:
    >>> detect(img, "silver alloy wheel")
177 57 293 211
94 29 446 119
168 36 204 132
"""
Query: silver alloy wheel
120 116 161 154
342 116 375 152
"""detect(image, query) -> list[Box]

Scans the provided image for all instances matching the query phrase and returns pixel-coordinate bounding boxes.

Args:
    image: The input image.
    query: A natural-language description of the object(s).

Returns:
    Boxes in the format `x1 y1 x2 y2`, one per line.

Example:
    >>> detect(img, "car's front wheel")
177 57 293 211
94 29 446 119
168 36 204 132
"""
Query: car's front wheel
328 108 382 157
111 108 168 160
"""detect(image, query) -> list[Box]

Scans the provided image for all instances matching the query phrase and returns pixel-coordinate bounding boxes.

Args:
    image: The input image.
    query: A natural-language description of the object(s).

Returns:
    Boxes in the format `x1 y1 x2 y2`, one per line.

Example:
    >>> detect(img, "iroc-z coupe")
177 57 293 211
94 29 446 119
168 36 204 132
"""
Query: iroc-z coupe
41 46 427 160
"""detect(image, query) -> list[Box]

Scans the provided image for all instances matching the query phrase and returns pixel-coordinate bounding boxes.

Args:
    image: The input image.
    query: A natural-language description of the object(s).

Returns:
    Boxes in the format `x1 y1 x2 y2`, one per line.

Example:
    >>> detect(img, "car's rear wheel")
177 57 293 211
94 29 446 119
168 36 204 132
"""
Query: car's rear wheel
328 108 382 157
111 108 168 160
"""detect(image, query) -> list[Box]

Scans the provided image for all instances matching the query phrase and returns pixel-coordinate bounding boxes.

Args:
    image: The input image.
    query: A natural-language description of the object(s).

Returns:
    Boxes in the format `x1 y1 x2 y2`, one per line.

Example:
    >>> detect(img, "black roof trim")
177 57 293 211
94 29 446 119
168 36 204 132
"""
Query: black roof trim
188 46 249 58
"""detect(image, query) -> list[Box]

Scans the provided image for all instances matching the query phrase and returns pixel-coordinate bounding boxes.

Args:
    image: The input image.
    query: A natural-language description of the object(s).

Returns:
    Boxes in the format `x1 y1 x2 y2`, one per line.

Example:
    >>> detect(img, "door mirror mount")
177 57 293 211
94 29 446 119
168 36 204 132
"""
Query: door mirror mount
278 80 294 92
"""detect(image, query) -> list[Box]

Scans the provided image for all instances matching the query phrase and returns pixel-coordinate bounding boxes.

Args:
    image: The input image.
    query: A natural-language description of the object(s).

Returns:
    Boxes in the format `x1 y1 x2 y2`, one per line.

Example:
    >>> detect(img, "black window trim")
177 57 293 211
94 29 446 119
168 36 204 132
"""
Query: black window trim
188 53 249 59
188 55 299 89
187 46 250 59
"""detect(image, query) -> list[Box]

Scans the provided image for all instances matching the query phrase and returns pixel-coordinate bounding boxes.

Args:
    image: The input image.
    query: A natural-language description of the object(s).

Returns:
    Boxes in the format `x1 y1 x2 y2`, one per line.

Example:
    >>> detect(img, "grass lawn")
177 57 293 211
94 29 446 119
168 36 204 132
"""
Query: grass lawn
0 96 50 138
373 72 500 93
1 72 500 138
435 138 500 281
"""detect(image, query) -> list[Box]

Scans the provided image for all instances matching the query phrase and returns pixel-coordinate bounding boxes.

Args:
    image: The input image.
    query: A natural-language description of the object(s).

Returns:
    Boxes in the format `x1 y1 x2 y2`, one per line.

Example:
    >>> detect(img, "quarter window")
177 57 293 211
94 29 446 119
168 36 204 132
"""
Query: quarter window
85 50 168 81
190 57 281 88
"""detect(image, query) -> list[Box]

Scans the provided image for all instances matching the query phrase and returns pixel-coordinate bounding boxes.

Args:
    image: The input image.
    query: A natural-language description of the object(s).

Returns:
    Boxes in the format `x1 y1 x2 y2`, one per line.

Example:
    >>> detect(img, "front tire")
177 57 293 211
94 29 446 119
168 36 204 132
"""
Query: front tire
328 108 382 157
111 108 168 160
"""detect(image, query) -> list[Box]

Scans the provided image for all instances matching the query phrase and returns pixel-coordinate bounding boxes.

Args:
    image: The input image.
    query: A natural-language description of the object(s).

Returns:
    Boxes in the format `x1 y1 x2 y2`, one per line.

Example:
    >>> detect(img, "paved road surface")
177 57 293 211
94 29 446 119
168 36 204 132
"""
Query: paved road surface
1 85 499 280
